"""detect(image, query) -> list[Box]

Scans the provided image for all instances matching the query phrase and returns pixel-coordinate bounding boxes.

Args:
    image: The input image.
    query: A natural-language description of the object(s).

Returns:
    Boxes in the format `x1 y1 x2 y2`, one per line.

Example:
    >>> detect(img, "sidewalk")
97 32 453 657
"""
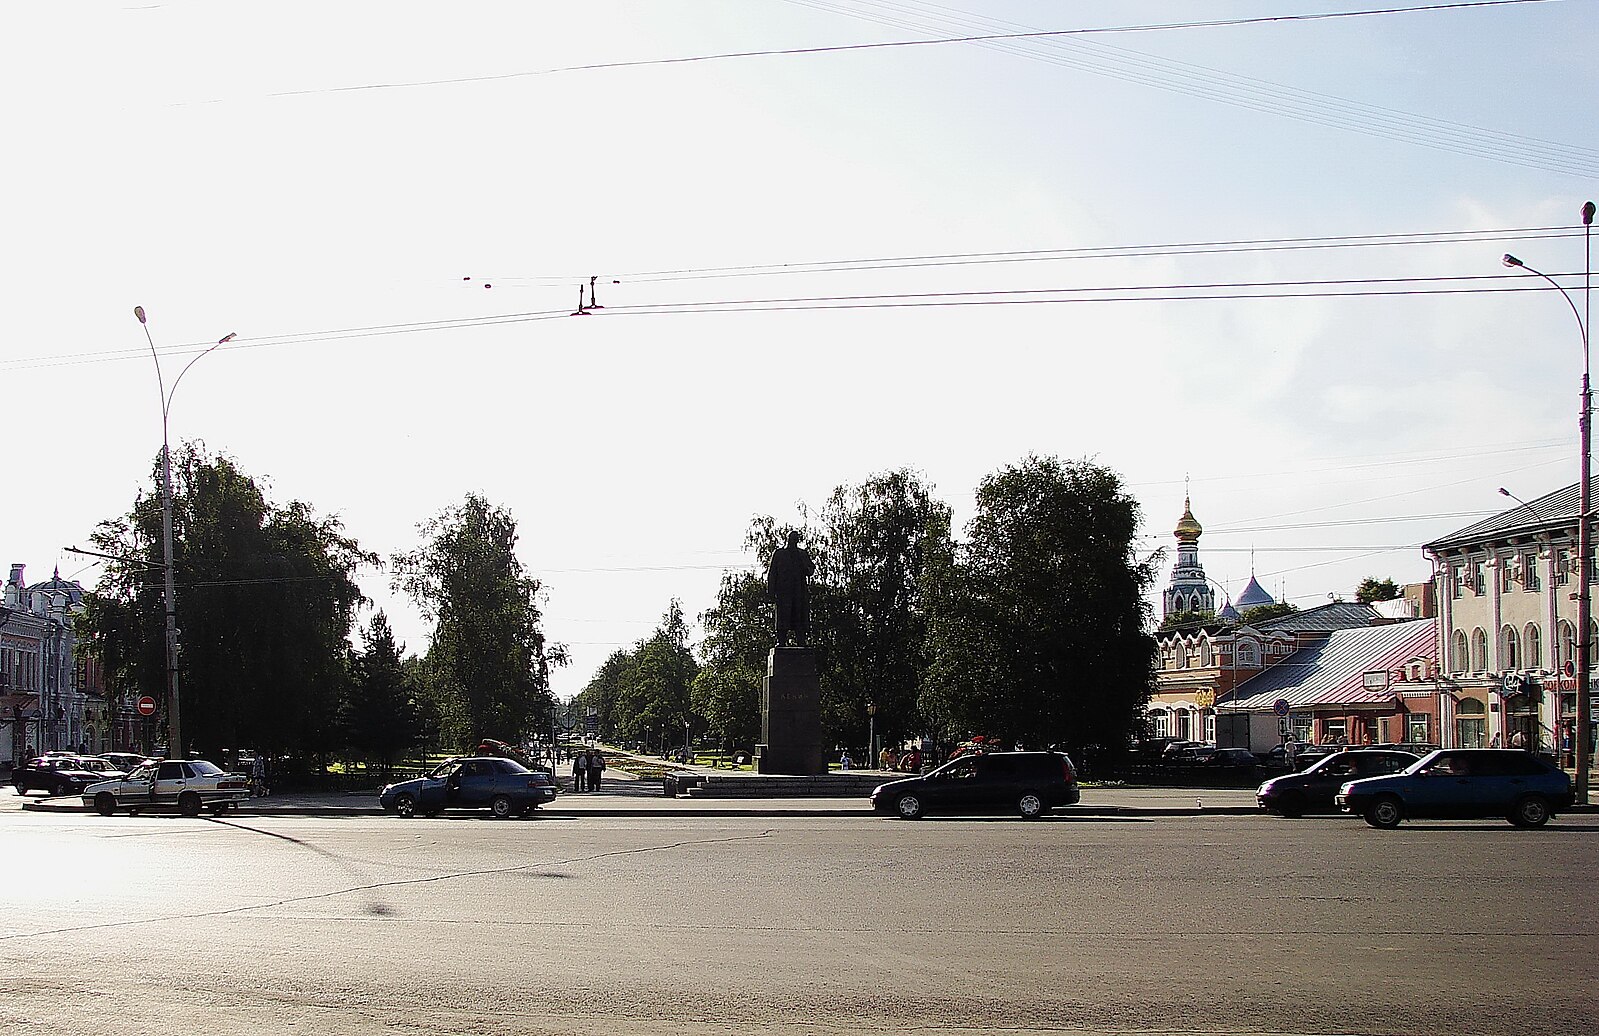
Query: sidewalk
9 774 1265 818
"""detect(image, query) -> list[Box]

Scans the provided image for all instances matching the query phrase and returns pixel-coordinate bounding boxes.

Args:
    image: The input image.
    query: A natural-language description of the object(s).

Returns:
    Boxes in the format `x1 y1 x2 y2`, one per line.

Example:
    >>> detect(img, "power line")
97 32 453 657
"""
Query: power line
500 225 1581 287
791 0 1593 177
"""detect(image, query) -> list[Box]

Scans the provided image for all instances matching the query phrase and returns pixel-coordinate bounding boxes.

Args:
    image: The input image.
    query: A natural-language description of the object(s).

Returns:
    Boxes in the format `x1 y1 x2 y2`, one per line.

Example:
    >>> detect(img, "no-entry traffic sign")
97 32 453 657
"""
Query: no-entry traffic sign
137 696 157 717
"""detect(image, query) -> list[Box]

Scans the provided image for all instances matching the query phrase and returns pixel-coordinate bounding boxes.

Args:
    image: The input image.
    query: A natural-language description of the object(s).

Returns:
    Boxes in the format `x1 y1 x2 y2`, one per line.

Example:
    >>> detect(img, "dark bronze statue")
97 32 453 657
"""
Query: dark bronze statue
766 530 815 647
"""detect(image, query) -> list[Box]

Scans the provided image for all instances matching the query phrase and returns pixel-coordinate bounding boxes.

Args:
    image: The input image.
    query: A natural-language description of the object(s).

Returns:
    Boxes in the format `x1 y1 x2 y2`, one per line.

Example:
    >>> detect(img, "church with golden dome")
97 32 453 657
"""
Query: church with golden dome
1162 496 1217 619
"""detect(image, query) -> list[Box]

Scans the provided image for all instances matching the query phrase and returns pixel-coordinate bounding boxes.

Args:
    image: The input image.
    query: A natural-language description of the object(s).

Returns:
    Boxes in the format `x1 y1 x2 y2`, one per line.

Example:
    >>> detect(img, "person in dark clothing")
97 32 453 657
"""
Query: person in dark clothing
572 750 588 792
587 752 605 792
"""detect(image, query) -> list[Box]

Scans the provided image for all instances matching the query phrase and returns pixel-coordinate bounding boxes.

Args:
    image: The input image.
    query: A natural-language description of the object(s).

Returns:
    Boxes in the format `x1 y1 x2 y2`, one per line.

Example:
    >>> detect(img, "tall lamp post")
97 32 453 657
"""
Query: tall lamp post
135 307 235 759
867 701 877 768
1504 198 1595 804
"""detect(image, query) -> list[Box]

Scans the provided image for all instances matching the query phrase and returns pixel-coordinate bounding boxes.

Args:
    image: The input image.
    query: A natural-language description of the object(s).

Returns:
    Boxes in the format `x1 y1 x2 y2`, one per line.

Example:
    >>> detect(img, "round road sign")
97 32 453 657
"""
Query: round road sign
1272 698 1291 718
137 695 157 717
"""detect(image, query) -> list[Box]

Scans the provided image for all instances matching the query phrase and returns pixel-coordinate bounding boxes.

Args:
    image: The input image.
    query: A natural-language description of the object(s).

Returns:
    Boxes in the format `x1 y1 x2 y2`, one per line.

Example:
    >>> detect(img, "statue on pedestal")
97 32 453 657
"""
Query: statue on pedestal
766 531 815 647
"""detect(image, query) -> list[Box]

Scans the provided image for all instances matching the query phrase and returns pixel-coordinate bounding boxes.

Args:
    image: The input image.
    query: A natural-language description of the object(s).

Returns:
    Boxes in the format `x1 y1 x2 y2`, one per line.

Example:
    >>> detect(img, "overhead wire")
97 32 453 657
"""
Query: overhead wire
787 0 1593 177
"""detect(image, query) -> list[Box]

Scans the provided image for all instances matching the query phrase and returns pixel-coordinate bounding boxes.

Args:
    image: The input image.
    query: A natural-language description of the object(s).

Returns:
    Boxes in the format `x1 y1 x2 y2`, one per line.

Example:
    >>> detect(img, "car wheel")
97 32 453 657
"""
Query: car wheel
1364 795 1403 829
1276 794 1305 819
490 795 515 819
1017 791 1049 819
178 792 203 817
394 794 416 818
1509 795 1552 828
94 793 117 817
894 793 924 820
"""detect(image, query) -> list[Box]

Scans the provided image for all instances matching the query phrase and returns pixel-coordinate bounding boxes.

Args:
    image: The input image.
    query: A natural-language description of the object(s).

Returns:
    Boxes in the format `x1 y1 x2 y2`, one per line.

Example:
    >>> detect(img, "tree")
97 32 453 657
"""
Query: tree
1239 602 1298 625
812 470 951 754
920 456 1157 762
79 444 371 761
1355 577 1401 604
346 611 420 775
392 493 563 749
693 570 769 748
1159 609 1216 631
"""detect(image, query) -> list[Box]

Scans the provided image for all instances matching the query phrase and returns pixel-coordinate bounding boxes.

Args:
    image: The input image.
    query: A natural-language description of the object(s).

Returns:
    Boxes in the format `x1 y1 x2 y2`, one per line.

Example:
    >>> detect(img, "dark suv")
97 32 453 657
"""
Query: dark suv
870 751 1079 820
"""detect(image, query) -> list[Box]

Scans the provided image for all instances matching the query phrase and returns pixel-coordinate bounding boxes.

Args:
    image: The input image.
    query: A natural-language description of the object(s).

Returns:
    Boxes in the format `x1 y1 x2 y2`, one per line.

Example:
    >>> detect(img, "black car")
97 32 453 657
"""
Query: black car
1256 749 1420 817
379 757 560 818
11 756 104 796
870 751 1080 820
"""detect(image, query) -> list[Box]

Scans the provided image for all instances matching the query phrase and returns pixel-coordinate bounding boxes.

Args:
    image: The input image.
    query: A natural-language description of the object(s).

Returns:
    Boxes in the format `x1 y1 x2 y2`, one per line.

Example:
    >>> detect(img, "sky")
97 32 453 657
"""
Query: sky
4 0 1596 699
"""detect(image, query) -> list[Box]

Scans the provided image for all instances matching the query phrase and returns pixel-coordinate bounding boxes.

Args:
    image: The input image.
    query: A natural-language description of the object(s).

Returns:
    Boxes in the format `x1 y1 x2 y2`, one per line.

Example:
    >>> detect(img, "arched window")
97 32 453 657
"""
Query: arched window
1525 624 1543 670
1501 625 1521 670
1236 639 1259 667
1559 621 1578 671
1200 641 1213 667
1471 628 1488 672
1452 630 1469 673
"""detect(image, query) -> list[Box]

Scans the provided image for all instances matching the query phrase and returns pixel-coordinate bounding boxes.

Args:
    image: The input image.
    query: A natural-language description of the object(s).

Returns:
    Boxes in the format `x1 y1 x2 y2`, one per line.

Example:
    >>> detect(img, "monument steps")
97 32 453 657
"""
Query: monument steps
681 773 889 799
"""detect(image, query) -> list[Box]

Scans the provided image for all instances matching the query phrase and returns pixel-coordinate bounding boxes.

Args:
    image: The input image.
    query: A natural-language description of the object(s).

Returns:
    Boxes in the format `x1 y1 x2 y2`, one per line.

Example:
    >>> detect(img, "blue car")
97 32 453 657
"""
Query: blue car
1335 748 1573 829
379 756 558 818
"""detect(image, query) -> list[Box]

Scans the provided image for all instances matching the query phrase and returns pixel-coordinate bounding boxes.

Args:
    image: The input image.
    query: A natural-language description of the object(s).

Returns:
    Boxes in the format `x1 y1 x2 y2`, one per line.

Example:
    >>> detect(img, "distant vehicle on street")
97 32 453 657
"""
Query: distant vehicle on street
870 751 1079 820
379 756 559 818
82 758 252 816
1336 749 1574 828
99 752 151 773
1256 749 1420 817
12 757 104 796
1203 747 1258 776
70 757 128 781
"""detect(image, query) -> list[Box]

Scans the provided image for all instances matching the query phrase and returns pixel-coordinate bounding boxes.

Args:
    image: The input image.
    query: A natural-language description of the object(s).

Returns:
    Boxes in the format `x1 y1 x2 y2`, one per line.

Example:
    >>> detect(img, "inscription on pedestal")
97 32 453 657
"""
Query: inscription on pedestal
756 646 824 775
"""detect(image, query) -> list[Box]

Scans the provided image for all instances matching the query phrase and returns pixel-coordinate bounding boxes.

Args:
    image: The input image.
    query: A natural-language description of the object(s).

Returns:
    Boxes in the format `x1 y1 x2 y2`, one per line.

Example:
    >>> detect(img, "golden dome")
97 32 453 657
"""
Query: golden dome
1174 496 1202 542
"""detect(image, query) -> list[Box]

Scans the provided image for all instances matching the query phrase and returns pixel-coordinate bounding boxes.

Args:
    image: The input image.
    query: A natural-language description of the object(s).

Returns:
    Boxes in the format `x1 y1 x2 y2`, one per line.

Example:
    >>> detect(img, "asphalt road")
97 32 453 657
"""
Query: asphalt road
1 803 1594 1036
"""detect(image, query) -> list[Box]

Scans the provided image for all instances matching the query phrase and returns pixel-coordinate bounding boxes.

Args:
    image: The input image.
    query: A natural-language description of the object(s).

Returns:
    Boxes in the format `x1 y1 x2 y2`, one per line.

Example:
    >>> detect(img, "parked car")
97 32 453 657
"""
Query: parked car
1336 749 1574 828
1257 749 1420 817
70 757 128 781
100 752 152 772
379 756 559 818
82 758 252 816
870 751 1079 820
1204 747 1258 776
12 756 104 796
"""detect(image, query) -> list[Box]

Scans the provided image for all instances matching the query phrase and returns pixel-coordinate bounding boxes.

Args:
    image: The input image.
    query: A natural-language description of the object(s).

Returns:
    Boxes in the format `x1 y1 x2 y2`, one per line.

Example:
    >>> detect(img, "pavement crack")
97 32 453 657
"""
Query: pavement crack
0 828 778 942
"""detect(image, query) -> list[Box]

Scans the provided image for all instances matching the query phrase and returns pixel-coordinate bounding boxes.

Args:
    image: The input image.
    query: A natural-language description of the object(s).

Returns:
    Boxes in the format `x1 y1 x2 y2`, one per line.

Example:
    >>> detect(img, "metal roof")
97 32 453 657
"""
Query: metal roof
1425 483 1579 552
1256 600 1381 633
1219 618 1437 711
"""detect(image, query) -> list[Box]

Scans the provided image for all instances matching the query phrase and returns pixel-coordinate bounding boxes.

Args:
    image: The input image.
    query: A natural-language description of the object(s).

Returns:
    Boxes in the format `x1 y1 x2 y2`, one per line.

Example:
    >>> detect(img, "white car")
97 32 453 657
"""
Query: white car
82 758 251 816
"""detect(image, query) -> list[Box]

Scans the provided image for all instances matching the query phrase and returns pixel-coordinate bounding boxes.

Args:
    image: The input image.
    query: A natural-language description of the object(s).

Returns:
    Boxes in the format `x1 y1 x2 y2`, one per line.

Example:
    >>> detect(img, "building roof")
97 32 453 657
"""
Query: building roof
1219 619 1437 711
1174 496 1203 543
1425 483 1578 552
1256 600 1381 633
1217 598 1240 621
1235 575 1274 609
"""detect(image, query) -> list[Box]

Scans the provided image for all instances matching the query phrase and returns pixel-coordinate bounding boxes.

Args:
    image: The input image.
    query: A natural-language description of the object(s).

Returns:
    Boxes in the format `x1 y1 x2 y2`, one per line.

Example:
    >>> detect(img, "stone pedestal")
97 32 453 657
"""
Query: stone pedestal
755 647 824 775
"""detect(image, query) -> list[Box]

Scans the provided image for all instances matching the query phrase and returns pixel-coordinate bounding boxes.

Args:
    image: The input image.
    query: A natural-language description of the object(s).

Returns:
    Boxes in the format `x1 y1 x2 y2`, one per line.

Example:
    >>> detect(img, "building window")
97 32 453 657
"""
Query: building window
1235 640 1259 667
1203 710 1216 743
1323 718 1348 744
1525 624 1543 670
1557 550 1572 587
1471 627 1488 672
1290 714 1312 743
1498 557 1514 594
1559 621 1577 672
1406 714 1431 744
1501 625 1521 670
1200 642 1213 667
1523 552 1541 592
1456 697 1487 748
1451 630 1468 673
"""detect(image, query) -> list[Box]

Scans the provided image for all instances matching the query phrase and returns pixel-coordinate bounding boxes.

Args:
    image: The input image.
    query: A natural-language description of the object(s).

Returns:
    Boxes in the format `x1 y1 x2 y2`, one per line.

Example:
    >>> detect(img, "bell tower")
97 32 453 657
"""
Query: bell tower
1162 493 1216 620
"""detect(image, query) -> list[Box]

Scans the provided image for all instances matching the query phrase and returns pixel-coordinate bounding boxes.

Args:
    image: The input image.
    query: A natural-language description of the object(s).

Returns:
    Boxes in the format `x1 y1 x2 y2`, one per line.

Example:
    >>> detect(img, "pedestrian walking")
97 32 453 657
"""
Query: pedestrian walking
587 751 605 792
572 750 588 792
251 753 269 798
839 749 853 770
1284 739 1299 772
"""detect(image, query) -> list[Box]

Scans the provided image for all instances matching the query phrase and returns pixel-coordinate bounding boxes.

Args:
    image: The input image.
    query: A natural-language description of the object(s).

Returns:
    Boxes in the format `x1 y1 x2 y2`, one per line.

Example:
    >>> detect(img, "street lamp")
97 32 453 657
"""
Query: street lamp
1503 198 1595 803
135 306 236 759
867 701 877 768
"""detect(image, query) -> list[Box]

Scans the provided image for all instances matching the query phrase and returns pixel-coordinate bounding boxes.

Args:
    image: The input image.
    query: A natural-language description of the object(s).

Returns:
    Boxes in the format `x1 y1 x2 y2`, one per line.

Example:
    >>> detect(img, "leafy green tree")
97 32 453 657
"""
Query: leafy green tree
1355 577 1401 604
575 649 634 743
813 470 951 754
79 445 371 761
693 569 768 748
346 611 420 774
616 600 700 748
1240 602 1298 625
920 456 1157 761
392 493 563 749
1159 609 1216 630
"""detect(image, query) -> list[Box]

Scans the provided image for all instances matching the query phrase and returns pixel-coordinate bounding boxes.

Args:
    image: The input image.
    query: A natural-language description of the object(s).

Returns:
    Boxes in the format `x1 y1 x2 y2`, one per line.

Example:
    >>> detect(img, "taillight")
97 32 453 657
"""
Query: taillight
1062 757 1077 782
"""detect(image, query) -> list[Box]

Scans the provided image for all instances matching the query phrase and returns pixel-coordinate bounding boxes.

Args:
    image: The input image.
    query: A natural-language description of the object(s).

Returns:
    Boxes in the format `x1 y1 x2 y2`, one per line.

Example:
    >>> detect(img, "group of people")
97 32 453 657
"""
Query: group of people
878 745 923 772
569 749 607 792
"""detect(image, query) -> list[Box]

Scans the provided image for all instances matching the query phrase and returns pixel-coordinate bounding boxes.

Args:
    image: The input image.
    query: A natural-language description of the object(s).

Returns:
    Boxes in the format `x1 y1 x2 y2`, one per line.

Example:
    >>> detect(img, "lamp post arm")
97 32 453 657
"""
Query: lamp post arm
167 334 235 410
1506 260 1589 371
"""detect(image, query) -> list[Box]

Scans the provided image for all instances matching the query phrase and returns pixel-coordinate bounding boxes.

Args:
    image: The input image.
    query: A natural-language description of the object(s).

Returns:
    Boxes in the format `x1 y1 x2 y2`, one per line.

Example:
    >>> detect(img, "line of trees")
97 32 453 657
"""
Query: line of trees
79 446 560 777
576 457 1160 766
